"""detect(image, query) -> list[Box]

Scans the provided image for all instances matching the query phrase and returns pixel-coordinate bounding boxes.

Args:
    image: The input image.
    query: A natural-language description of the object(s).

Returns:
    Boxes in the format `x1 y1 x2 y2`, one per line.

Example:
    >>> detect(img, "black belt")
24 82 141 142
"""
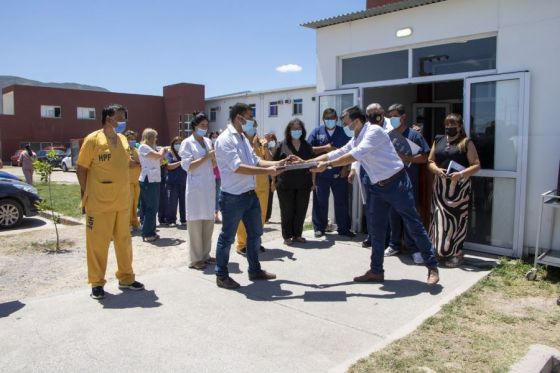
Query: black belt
375 168 405 187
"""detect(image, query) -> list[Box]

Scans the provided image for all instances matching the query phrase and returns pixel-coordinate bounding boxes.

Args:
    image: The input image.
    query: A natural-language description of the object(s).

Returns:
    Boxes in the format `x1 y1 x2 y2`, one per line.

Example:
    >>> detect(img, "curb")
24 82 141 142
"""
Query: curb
38 211 83 226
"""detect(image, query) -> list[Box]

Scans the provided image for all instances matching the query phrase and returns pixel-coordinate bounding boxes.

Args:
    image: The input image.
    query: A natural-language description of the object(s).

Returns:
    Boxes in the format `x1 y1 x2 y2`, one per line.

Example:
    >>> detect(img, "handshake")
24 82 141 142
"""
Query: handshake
268 156 322 176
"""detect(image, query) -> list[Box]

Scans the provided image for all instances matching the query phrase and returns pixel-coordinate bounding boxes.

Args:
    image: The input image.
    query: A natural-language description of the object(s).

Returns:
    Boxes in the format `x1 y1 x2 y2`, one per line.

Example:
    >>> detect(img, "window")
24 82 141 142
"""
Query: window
342 50 408 85
41 105 61 118
249 104 256 117
77 107 96 120
293 99 303 115
269 101 278 117
210 108 217 122
412 37 496 77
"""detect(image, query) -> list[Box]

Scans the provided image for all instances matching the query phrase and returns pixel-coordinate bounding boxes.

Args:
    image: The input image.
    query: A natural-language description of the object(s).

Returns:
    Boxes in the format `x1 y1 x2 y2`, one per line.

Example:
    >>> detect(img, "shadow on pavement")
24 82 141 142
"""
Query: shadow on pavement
239 279 320 301
0 300 26 318
259 248 296 262
0 217 47 233
100 290 161 309
150 238 185 247
290 239 334 250
202 262 242 275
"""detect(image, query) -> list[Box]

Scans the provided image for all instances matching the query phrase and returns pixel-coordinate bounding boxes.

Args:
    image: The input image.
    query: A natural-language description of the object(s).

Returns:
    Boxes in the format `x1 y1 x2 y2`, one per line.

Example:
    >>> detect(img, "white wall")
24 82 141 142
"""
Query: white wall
314 0 560 252
205 86 317 140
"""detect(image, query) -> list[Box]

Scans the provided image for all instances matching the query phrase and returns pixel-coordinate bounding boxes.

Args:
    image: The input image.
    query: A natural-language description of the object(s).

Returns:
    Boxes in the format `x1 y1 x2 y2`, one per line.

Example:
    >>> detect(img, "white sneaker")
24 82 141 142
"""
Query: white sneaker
412 252 424 265
384 246 399 257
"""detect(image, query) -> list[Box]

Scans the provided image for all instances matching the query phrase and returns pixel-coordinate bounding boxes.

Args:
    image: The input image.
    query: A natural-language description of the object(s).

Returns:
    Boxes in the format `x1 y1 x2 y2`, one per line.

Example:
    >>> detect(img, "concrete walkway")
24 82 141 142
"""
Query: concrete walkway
0 233 496 373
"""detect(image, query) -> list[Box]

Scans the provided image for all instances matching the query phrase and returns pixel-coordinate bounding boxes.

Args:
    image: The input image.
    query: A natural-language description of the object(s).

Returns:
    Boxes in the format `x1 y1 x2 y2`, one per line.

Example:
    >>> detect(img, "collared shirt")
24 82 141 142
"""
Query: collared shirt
328 123 403 185
138 144 162 183
307 124 351 178
215 124 260 195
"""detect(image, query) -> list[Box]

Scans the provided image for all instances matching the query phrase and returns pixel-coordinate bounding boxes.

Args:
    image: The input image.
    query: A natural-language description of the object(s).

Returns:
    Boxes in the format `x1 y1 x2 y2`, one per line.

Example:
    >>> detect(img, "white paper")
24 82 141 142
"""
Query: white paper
406 139 421 155
446 160 466 175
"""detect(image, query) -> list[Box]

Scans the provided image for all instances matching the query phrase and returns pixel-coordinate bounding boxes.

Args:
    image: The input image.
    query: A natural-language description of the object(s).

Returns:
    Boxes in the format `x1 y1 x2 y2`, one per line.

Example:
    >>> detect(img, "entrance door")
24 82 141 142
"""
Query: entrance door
412 103 451 146
464 72 529 257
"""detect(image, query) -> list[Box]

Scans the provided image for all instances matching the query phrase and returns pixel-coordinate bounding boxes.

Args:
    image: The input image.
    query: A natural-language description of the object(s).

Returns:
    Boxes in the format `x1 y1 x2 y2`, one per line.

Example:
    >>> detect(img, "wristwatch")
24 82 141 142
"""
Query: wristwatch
326 161 333 170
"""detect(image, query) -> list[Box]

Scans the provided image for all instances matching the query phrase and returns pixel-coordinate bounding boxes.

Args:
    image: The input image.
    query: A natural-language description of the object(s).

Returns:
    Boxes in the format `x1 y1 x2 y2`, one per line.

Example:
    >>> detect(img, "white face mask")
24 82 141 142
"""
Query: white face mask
173 144 181 152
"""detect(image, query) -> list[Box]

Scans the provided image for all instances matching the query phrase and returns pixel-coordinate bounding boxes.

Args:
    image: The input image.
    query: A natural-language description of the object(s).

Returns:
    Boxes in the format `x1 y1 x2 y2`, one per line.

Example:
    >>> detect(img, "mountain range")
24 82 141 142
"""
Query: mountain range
0 75 109 93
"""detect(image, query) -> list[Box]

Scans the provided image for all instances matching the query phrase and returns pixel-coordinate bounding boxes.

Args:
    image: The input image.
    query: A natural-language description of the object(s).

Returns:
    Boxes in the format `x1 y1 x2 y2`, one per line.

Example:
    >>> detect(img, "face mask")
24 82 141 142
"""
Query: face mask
343 126 354 138
390 117 401 129
244 126 256 137
291 130 302 140
173 144 181 152
195 128 208 137
211 138 217 144
445 127 458 137
336 121 343 127
324 119 336 130
368 113 383 125
241 119 255 134
128 140 136 148
267 140 276 149
115 121 127 134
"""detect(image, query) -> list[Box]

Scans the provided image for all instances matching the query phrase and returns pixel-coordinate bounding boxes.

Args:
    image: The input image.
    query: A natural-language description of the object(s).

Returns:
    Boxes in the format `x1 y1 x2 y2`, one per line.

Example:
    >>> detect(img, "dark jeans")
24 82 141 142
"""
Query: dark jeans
366 171 437 274
140 180 160 237
215 191 263 278
165 182 186 224
277 187 311 239
389 173 419 252
266 177 273 222
312 176 350 233
215 178 221 213
158 176 167 224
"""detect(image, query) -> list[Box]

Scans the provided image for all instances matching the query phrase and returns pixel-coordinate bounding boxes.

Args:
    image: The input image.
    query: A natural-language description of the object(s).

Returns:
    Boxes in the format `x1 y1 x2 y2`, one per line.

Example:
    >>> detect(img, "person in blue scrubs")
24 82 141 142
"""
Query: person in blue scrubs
307 108 354 238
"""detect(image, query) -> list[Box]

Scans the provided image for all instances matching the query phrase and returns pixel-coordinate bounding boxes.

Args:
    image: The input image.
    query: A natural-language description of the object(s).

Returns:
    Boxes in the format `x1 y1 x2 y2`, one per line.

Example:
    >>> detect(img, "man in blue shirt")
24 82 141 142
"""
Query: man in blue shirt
384 103 431 265
307 108 354 238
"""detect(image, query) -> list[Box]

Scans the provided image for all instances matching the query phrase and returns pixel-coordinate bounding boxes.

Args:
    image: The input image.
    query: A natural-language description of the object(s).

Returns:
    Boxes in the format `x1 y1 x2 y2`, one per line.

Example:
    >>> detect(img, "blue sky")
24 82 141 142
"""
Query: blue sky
1 0 364 97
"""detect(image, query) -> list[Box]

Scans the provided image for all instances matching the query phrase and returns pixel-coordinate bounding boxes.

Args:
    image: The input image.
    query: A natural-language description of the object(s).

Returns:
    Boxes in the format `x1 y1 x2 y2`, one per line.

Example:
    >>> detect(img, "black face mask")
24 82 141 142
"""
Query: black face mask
445 127 458 137
367 113 383 125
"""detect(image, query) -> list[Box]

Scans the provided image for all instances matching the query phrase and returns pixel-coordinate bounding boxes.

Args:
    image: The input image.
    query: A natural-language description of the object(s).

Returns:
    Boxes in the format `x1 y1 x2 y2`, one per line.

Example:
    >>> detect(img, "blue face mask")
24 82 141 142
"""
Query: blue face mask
267 140 276 149
116 121 127 134
128 140 136 148
390 116 401 129
324 119 336 130
195 128 208 137
291 130 302 140
336 121 343 127
343 126 354 138
244 126 256 137
242 119 255 134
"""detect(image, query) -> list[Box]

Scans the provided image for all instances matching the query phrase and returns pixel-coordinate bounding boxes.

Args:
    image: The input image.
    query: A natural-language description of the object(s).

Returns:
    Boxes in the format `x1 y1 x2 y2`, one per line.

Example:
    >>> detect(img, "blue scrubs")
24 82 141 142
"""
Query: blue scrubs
307 125 352 234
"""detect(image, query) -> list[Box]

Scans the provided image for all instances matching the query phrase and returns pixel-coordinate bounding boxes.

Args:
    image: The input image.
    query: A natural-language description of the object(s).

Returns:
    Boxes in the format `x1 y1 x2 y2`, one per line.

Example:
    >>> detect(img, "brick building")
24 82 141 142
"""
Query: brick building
0 82 204 160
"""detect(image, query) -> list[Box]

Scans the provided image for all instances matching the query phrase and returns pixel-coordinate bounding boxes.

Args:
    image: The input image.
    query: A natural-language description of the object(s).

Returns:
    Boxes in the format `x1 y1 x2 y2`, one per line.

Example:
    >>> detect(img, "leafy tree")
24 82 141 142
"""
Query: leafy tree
33 150 60 252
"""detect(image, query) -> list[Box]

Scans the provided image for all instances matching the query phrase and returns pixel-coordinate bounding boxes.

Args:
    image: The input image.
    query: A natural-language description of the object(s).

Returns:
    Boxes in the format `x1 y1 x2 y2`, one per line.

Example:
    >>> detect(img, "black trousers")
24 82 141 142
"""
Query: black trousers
277 187 311 239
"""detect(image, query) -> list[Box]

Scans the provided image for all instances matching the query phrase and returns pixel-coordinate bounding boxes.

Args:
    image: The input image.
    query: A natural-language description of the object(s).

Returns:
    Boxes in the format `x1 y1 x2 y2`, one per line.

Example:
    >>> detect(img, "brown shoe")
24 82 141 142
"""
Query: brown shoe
249 270 277 281
353 270 384 283
205 257 216 264
216 276 240 290
427 269 440 285
188 261 207 270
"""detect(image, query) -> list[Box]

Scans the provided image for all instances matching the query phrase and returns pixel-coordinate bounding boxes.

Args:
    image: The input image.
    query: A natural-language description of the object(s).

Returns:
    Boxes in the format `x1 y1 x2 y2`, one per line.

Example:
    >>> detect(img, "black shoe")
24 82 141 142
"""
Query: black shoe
217 276 240 290
90 286 105 300
362 239 371 248
237 247 247 255
118 281 145 291
339 231 356 238
314 230 324 238
260 245 266 252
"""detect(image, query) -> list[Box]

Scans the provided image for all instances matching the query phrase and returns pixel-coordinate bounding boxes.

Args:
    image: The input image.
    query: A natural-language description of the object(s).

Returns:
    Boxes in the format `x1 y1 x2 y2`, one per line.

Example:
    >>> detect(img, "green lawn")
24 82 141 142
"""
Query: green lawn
35 183 82 218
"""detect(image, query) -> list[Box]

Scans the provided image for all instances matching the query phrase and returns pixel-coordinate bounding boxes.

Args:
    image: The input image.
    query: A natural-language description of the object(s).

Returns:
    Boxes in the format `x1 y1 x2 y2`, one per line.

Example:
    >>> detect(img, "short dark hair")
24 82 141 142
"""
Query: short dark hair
342 106 366 123
388 103 406 115
124 130 137 138
191 112 208 128
229 103 251 122
322 108 337 119
284 118 307 143
102 104 127 125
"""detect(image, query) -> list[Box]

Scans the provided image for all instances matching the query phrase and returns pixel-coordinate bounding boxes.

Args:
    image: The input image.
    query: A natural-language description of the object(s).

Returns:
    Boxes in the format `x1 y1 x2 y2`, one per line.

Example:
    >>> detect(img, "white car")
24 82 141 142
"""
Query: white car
60 156 76 172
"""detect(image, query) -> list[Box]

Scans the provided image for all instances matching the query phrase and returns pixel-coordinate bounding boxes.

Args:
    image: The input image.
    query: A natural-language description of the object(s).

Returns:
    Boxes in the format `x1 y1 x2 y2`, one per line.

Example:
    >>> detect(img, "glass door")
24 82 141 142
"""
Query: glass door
464 72 529 257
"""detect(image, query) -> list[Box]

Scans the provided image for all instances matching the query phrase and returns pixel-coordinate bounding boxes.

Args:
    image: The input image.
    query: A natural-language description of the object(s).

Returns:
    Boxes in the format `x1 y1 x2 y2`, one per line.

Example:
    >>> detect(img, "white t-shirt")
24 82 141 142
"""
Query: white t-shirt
138 144 162 183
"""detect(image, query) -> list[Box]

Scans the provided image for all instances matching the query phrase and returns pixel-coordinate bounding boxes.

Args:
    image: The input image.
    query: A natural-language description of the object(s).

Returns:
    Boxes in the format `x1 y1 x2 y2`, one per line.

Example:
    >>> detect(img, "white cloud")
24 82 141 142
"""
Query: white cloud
275 64 303 73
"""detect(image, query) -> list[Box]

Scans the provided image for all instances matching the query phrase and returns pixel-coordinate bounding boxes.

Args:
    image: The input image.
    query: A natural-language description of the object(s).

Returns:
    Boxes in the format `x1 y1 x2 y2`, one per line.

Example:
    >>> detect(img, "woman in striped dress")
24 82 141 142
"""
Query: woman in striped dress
428 114 481 267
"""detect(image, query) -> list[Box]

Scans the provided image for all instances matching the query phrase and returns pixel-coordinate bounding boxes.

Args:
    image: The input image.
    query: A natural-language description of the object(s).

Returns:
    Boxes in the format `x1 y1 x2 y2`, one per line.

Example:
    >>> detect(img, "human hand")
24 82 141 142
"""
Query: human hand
449 172 462 182
436 168 447 178
311 161 328 173
347 169 356 184
206 149 216 160
284 155 303 164
270 181 276 192
267 166 285 177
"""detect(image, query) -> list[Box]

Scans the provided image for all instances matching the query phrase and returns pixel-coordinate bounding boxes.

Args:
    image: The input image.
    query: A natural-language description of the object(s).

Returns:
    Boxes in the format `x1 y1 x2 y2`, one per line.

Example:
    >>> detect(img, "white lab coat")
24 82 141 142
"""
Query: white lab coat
179 135 216 221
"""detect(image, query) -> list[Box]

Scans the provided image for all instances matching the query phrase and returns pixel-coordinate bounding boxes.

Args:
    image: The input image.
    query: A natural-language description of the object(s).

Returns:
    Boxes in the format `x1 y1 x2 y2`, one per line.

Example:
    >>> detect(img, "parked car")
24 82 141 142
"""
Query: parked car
60 155 76 172
0 178 40 229
0 171 21 181
10 149 25 166
37 149 66 168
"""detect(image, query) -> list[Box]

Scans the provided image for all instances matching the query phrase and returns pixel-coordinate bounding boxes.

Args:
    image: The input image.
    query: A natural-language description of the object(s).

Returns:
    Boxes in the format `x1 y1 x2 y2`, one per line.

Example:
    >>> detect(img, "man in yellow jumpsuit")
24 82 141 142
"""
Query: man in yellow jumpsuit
235 121 272 254
77 104 144 300
125 130 142 231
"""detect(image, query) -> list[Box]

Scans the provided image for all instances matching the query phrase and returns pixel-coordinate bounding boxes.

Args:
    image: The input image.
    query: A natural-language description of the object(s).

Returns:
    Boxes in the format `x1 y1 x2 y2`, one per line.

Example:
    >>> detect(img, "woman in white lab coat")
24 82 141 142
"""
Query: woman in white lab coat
179 113 216 270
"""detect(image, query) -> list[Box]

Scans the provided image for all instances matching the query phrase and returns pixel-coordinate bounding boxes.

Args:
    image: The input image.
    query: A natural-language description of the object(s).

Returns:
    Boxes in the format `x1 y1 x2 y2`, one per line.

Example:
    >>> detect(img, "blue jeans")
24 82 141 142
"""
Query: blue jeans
158 176 167 224
389 171 419 252
312 176 351 234
366 171 437 274
215 178 221 213
140 180 160 237
215 191 262 278
165 182 186 224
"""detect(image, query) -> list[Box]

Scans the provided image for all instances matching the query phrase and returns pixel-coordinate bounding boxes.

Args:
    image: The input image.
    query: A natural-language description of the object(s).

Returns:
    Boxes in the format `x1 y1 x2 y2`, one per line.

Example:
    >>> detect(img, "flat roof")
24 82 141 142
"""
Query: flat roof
206 84 316 101
301 0 447 29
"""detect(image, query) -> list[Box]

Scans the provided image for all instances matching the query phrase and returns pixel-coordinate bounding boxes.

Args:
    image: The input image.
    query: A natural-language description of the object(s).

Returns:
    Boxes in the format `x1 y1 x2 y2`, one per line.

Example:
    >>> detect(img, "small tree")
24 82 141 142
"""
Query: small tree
33 150 60 252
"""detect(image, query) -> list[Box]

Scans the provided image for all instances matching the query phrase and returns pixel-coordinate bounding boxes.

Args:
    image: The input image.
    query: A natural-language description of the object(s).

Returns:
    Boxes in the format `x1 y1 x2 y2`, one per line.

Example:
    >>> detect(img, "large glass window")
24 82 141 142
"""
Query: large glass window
341 50 408 85
412 37 496 77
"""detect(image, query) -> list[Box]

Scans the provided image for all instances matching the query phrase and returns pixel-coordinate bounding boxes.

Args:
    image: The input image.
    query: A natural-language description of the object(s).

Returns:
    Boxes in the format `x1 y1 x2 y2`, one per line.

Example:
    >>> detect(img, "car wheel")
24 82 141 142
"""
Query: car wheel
0 199 24 229
62 163 68 172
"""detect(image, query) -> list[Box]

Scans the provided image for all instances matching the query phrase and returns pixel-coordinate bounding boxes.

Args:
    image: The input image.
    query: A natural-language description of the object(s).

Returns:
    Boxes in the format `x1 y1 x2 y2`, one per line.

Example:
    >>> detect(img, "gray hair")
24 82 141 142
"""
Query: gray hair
366 103 384 113
388 103 406 115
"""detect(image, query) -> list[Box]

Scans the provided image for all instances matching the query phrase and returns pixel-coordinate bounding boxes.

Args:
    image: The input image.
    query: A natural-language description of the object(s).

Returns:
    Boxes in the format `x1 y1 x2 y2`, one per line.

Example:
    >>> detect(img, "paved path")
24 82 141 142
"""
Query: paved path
0 231 496 373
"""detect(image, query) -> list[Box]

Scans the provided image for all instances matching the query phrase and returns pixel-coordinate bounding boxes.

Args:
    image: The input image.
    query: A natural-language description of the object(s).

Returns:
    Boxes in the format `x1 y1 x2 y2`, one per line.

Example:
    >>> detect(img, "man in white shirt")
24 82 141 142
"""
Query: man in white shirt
310 106 439 285
214 103 289 290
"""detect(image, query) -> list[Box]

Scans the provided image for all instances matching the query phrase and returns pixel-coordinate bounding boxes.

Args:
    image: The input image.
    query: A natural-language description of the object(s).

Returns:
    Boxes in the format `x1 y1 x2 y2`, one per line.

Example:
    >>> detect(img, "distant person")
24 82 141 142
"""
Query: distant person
210 131 222 223
158 147 169 226
76 104 144 300
179 113 216 270
428 113 480 267
265 132 278 223
138 128 167 242
18 145 36 184
125 130 142 231
273 118 314 245
307 108 354 238
165 136 187 227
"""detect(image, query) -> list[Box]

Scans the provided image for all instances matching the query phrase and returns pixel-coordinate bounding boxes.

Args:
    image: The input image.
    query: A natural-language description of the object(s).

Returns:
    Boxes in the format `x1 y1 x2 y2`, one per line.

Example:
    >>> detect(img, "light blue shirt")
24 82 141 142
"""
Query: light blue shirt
328 123 403 184
215 124 260 195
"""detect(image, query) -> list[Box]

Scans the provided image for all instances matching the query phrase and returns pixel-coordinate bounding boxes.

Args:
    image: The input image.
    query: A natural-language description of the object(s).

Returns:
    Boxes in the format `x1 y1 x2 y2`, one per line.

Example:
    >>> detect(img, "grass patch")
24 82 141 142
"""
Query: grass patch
349 258 560 373
303 222 314 231
35 183 82 218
